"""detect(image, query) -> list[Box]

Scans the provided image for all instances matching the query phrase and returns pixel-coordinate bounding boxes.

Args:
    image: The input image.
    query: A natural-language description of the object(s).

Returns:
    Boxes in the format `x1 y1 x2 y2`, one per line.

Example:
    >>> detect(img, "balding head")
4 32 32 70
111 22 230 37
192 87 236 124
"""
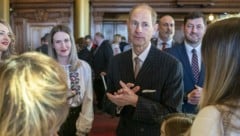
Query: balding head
158 15 175 42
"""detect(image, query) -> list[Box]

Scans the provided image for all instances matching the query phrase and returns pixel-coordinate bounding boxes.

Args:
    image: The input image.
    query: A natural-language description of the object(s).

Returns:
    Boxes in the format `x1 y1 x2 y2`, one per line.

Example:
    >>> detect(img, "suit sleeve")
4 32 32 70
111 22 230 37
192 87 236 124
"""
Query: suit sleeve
102 57 118 116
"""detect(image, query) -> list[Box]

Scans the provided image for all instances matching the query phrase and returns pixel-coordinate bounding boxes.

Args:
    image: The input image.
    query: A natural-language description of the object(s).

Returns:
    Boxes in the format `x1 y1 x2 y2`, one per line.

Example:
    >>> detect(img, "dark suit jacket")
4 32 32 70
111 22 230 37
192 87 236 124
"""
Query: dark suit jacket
36 44 48 55
78 47 95 68
93 40 113 79
104 46 184 136
165 43 205 113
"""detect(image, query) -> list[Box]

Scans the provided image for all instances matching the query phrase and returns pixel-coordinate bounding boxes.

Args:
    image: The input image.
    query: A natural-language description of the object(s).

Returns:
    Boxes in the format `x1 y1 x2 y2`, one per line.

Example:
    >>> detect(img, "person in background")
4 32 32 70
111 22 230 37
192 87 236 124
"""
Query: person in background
92 32 113 111
191 17 240 136
119 36 129 52
76 37 85 51
48 24 94 136
76 36 92 67
85 35 97 53
160 113 195 136
0 19 15 61
36 33 49 55
104 3 183 136
0 52 69 136
152 15 175 50
111 34 122 56
166 12 206 114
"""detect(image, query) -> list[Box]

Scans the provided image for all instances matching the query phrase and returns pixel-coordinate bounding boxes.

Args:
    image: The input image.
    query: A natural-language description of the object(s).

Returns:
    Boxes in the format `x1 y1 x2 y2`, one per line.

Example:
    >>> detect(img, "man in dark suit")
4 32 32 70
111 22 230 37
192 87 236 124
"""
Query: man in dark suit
166 12 207 114
93 32 113 110
77 35 96 68
104 4 184 136
151 15 176 50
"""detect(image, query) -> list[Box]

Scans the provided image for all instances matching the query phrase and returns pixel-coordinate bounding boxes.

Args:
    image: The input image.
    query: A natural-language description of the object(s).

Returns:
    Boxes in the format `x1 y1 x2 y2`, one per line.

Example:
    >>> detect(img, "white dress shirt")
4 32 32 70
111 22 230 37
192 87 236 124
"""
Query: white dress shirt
157 38 173 50
132 43 151 71
184 41 202 70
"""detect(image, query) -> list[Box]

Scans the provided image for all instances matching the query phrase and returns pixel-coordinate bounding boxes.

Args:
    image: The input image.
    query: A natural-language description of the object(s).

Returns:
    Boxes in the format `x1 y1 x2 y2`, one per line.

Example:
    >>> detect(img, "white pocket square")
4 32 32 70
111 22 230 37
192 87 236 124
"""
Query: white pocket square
142 89 156 93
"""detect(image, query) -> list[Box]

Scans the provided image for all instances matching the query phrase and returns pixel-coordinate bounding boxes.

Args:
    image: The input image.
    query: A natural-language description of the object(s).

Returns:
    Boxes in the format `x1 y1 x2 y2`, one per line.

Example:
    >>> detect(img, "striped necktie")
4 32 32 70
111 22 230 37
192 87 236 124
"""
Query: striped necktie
134 57 141 78
191 49 199 83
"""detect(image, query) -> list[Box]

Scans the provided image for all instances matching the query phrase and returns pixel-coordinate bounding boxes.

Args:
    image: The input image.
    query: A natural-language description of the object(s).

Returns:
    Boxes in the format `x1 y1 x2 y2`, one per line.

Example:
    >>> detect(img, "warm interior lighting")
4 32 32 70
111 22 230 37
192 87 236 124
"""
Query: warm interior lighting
208 14 214 21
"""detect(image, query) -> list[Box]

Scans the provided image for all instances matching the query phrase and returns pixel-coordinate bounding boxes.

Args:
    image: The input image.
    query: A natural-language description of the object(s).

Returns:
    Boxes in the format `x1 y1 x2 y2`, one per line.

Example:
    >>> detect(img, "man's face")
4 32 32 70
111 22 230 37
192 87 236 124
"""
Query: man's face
184 18 206 45
85 38 91 46
53 31 71 57
158 16 175 41
128 7 156 54
0 23 11 52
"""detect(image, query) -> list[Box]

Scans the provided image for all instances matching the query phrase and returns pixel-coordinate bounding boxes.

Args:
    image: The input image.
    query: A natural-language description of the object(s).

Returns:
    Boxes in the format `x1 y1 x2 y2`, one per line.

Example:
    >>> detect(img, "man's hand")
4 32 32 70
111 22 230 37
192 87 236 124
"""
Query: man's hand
100 72 107 76
106 80 140 107
187 85 202 105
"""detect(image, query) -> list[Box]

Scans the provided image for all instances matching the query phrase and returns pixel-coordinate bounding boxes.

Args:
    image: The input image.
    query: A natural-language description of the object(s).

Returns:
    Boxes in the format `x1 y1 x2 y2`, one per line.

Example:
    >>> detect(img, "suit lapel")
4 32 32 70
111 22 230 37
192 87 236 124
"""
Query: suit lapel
198 61 205 84
136 46 155 81
178 45 196 83
119 50 135 81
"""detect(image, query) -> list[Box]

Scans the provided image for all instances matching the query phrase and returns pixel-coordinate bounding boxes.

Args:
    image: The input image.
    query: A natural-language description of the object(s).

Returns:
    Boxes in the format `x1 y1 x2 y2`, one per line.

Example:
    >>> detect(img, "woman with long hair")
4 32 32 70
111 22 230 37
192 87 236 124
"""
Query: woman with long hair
48 24 94 136
191 17 240 135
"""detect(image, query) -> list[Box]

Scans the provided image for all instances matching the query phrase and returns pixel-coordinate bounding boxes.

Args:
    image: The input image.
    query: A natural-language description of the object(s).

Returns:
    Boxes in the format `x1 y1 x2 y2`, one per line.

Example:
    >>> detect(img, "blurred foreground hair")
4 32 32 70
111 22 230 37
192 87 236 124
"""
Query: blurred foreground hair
0 52 69 136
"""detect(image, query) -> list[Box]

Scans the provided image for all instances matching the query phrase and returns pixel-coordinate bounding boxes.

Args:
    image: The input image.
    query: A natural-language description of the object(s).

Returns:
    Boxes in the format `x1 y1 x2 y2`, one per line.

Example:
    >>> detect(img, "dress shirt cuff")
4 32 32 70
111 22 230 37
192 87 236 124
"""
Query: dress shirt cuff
116 106 123 114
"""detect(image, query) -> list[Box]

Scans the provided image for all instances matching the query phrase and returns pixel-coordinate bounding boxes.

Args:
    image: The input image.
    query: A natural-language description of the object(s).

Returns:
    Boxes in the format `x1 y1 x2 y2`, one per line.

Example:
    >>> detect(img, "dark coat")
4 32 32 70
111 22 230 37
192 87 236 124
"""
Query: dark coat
165 43 205 113
93 40 113 79
104 46 184 136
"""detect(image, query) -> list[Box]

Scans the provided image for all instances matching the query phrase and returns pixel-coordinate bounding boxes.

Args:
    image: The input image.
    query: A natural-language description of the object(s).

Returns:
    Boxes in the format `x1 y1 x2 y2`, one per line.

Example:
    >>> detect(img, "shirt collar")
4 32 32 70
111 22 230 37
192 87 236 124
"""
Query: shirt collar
158 38 173 46
132 43 151 62
184 40 201 54
98 39 104 46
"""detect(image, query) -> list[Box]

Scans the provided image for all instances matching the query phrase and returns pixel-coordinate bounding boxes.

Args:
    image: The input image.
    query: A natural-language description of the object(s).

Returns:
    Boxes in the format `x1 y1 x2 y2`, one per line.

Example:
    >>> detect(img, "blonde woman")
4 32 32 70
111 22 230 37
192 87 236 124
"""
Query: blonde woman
48 24 94 136
0 19 15 61
191 17 240 135
0 52 69 136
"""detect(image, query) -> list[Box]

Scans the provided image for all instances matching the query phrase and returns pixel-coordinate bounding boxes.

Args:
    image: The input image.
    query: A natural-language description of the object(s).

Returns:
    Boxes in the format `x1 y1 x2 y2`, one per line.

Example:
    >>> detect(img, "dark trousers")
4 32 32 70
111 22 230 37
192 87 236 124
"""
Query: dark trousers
58 106 82 136
93 78 106 110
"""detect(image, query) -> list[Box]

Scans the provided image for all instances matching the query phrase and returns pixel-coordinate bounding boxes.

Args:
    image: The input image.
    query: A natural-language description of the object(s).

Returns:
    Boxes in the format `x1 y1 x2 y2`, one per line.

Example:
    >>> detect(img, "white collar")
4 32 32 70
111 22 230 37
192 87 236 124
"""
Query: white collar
132 43 151 62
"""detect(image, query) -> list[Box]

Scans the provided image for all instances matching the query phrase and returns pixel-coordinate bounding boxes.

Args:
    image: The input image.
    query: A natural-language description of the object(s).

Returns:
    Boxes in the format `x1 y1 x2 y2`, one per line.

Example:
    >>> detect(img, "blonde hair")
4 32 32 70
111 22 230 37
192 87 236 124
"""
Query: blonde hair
48 24 80 71
161 113 195 136
0 52 69 136
200 17 240 109
0 19 16 60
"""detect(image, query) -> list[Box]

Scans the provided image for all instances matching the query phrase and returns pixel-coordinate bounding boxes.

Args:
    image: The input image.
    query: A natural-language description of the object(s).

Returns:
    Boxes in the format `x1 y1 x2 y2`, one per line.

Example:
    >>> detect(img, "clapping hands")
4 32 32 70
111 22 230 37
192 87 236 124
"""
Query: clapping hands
106 80 140 107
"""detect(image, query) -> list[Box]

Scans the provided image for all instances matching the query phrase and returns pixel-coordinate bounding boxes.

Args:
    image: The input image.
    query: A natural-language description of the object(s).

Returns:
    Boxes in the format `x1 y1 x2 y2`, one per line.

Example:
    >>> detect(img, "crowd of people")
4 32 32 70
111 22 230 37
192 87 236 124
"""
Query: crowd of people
1 3 240 136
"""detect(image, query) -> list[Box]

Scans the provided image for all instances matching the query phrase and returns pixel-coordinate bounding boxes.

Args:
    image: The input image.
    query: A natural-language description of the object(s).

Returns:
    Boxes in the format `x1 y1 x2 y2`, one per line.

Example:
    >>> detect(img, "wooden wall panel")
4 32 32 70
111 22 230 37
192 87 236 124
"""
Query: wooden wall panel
10 0 73 53
90 0 240 43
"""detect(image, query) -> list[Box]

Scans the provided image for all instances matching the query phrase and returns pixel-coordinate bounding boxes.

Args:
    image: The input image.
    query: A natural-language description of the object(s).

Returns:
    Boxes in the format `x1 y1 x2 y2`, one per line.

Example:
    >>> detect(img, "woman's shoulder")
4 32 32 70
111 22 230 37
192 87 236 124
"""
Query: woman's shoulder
191 106 223 136
77 59 91 71
197 105 221 118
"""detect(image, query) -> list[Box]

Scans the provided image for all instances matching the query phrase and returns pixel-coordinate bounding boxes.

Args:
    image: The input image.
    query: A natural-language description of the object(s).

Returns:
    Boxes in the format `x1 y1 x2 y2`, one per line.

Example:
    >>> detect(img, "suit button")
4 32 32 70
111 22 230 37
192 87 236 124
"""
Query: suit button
140 128 144 132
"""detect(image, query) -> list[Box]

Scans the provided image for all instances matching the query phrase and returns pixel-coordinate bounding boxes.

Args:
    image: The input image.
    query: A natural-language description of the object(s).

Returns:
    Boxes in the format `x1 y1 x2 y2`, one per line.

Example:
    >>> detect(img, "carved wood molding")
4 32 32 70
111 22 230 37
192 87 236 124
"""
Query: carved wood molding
90 0 240 13
92 11 104 23
11 8 71 23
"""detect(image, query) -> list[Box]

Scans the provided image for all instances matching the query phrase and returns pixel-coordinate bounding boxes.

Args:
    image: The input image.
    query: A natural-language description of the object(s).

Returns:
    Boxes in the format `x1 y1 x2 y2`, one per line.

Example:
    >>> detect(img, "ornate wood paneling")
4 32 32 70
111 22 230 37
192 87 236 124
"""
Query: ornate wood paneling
90 0 240 13
90 0 240 42
10 0 74 53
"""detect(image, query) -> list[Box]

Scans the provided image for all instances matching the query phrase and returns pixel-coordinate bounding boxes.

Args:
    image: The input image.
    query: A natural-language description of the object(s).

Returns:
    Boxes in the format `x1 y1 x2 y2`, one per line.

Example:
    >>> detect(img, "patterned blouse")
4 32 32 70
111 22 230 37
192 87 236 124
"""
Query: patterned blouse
61 59 94 133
